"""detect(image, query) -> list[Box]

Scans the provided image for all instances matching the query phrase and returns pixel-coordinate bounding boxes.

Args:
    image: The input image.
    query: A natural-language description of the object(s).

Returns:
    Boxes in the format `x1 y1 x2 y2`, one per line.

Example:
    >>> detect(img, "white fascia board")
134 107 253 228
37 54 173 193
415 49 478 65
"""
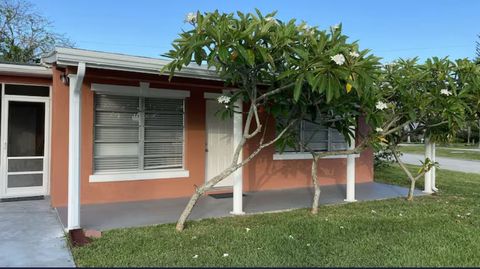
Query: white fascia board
0 63 51 77
42 47 221 81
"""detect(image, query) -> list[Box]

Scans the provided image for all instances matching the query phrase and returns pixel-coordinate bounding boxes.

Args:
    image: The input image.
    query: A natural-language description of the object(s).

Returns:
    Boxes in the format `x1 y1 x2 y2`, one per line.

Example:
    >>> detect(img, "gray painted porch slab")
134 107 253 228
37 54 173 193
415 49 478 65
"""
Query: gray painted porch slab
0 199 75 267
56 182 424 231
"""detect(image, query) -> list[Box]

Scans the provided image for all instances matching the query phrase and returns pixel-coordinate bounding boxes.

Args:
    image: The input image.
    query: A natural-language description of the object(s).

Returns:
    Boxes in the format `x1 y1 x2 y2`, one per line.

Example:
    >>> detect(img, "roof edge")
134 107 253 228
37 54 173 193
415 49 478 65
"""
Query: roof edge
0 63 52 78
42 47 221 81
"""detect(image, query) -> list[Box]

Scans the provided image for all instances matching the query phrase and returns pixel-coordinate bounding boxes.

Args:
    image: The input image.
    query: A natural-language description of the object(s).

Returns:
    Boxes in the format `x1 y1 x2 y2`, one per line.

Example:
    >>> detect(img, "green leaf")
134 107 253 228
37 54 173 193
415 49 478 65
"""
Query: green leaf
218 46 229 63
246 49 255 66
294 74 304 101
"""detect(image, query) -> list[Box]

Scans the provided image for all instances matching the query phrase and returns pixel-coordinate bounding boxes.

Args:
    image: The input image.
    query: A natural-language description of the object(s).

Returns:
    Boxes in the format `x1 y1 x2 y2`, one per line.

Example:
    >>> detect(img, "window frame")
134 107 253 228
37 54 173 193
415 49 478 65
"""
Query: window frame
89 83 190 182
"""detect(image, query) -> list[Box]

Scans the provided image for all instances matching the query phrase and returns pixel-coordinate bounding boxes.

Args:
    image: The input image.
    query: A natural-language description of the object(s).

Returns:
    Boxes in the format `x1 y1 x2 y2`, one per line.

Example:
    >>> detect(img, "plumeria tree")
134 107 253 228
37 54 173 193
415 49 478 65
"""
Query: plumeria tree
163 10 382 231
375 57 474 200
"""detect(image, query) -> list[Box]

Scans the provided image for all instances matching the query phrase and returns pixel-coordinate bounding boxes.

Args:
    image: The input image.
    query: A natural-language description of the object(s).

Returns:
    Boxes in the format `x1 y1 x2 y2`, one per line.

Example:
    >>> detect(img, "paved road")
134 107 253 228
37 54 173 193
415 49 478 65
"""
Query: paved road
401 153 480 174
0 199 75 267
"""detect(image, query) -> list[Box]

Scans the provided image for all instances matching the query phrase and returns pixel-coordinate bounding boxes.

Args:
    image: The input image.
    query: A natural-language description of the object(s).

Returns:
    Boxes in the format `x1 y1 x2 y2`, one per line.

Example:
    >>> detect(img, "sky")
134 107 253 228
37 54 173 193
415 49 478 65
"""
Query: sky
34 0 479 63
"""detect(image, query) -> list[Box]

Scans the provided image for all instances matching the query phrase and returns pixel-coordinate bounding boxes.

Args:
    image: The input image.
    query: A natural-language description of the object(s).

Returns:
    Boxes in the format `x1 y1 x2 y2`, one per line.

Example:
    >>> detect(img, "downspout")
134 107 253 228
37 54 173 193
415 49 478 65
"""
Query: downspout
67 62 86 231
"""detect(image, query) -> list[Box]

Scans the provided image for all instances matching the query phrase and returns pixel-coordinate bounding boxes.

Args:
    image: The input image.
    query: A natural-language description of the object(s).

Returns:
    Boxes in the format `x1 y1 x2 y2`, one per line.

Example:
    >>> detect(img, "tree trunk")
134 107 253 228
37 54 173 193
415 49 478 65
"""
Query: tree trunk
176 165 240 231
407 179 416 201
467 126 471 145
310 156 321 214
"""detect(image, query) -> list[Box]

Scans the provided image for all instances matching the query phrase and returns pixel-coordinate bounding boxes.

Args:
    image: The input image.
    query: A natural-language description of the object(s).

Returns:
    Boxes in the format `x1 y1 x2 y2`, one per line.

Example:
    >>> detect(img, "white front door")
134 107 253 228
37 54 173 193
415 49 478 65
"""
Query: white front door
205 99 234 188
0 95 50 198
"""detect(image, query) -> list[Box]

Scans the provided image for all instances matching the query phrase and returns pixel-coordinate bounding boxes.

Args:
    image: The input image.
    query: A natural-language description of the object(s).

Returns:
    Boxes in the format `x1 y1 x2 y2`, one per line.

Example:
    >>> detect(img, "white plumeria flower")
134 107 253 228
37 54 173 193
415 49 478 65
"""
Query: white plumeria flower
217 95 231 104
265 16 279 25
193 254 199 259
375 101 388 110
399 213 403 217
185 12 197 24
288 235 294 239
306 243 311 247
340 226 344 229
375 127 384 133
349 51 360 58
245 228 251 232
223 253 229 257
330 54 346 65
440 89 452 96
371 209 377 214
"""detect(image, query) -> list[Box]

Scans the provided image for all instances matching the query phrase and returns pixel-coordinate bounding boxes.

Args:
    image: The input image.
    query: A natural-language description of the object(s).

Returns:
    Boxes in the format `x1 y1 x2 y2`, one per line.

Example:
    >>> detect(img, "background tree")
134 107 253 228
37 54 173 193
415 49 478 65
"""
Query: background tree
377 57 473 200
164 10 382 231
0 0 73 63
476 34 480 64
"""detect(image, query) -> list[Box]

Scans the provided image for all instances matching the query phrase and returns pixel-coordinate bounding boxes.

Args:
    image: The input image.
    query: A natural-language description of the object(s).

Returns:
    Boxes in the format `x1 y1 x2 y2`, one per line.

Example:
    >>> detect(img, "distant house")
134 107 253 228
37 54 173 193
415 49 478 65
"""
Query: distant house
0 47 373 230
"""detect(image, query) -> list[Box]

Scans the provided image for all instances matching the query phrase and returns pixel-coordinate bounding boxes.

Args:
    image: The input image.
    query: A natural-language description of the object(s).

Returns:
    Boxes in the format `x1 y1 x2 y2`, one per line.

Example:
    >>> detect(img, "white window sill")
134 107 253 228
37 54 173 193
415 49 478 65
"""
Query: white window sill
89 169 189 182
273 153 360 161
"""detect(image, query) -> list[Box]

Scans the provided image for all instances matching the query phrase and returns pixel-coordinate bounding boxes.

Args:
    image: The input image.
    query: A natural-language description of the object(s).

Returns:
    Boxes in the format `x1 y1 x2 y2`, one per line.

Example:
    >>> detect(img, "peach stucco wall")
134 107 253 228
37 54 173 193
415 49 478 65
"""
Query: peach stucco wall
48 67 374 207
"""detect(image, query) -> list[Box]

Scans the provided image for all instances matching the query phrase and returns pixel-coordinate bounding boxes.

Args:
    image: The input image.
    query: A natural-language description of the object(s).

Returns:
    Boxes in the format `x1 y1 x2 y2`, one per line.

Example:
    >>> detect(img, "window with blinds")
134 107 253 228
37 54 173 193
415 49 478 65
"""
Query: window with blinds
94 94 184 173
276 120 347 153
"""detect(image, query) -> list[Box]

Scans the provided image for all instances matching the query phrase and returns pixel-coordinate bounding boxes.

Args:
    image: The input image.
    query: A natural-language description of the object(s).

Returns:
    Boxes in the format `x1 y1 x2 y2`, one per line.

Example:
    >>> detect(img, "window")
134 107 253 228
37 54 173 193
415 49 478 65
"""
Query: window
276 120 348 154
93 94 184 173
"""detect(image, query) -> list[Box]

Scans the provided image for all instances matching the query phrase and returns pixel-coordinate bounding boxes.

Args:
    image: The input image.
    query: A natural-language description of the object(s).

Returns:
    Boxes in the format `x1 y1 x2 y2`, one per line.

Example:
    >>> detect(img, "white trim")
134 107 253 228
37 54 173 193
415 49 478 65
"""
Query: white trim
42 47 220 81
204 89 237 99
89 170 189 182
0 63 51 78
273 153 360 160
204 92 222 99
92 82 190 98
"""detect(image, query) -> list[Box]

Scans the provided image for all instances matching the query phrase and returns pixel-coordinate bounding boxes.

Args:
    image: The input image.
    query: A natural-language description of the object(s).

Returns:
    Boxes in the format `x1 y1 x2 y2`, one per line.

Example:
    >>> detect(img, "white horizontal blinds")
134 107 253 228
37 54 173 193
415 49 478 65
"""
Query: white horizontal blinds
302 121 329 151
94 94 140 172
302 120 348 151
330 127 348 151
302 121 347 151
143 98 184 170
93 94 185 173
275 119 347 153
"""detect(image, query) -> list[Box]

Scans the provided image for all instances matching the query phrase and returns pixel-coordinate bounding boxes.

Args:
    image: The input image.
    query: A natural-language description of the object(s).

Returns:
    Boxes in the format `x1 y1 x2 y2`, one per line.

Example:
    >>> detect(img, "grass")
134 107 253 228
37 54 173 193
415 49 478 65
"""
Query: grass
71 165 480 267
399 145 480 161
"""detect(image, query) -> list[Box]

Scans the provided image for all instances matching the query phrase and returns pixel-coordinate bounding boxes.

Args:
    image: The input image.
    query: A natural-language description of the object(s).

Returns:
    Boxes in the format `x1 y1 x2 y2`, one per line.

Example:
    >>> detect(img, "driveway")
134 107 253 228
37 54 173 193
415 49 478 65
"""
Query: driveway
0 198 75 267
400 153 480 174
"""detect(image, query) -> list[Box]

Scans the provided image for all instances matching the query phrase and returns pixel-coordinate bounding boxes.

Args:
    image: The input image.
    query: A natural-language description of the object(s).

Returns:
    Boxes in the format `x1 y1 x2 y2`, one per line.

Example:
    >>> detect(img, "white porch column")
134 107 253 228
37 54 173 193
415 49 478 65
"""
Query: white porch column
231 98 244 215
423 139 433 194
345 128 356 202
67 63 86 230
431 142 438 192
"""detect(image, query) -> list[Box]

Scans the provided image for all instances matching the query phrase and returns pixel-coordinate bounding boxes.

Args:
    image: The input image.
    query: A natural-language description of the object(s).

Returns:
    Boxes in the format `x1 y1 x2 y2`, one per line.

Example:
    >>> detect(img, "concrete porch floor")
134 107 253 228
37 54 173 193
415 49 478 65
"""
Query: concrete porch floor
56 182 424 231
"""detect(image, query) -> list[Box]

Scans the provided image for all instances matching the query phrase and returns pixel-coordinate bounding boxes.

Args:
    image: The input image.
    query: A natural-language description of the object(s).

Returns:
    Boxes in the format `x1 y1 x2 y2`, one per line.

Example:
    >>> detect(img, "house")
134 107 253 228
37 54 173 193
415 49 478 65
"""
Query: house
0 47 373 231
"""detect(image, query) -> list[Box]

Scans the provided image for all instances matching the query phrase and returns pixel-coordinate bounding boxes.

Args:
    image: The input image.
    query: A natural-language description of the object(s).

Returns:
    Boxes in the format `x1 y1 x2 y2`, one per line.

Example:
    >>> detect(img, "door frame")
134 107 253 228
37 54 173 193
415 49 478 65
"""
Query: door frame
0 83 52 199
204 96 234 189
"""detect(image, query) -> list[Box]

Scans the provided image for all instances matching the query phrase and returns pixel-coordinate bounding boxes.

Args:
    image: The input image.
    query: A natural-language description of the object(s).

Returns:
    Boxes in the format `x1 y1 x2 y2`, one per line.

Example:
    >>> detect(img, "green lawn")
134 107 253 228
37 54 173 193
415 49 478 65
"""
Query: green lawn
400 145 480 161
71 166 480 267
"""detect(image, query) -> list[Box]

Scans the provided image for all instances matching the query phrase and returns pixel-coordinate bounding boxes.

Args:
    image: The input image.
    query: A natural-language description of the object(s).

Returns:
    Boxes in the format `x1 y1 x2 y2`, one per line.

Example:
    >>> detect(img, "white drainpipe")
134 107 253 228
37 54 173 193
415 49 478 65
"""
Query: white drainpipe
231 98 245 215
67 62 86 230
